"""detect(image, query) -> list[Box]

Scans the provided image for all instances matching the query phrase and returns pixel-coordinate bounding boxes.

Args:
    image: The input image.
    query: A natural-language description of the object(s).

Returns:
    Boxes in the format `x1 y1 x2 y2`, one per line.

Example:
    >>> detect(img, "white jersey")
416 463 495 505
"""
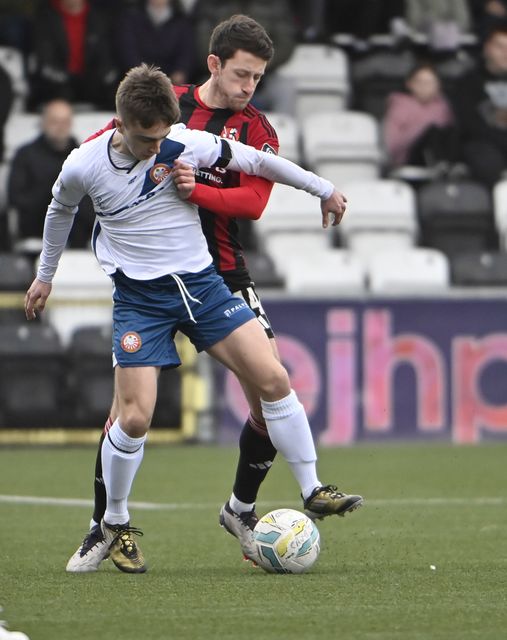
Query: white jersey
38 123 334 282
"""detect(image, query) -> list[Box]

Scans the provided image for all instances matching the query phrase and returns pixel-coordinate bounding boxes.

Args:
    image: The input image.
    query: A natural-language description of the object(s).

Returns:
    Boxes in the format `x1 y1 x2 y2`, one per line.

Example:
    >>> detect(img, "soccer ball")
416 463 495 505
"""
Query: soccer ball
253 508 320 574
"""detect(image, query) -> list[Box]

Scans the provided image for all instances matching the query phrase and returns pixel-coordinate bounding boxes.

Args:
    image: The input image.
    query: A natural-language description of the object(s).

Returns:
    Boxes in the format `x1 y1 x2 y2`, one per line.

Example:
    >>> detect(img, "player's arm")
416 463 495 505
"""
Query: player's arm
186 117 279 219
189 133 346 227
172 158 274 220
25 157 85 320
223 137 347 227
188 174 274 220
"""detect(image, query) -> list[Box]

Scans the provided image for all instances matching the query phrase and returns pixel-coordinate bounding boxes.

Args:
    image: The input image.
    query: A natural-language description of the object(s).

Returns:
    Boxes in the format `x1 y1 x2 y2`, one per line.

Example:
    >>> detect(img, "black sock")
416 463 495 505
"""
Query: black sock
92 432 107 525
232 416 277 505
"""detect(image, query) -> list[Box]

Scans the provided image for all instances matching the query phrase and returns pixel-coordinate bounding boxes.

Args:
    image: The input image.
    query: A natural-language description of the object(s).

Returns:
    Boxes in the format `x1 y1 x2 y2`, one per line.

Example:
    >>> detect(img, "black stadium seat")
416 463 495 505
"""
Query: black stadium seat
451 250 507 286
417 179 498 258
0 252 34 291
67 325 114 427
243 250 285 289
0 253 34 324
0 322 66 427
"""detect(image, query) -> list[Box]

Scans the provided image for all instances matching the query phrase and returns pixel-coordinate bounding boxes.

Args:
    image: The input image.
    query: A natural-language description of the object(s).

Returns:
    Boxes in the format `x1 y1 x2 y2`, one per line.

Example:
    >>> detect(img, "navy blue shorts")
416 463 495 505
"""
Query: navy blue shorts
111 265 255 368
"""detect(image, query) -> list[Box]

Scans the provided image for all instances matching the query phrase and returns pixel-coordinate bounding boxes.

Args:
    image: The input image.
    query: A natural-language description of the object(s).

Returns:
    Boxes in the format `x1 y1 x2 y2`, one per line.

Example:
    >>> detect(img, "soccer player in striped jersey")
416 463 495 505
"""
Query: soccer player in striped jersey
62 17 363 575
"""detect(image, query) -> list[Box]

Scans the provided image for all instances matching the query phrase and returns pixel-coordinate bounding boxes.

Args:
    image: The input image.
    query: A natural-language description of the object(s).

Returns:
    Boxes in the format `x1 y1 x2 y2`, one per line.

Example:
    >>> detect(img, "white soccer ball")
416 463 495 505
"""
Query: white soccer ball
253 508 320 574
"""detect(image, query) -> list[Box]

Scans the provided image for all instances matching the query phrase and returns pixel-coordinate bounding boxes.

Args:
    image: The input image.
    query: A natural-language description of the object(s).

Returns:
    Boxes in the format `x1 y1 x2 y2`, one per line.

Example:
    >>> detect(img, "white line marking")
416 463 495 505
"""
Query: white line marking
0 495 505 509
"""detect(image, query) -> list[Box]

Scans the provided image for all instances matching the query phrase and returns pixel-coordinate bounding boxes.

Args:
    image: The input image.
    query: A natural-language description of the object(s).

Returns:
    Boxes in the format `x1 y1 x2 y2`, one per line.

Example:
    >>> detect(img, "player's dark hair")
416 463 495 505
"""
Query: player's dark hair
209 14 274 64
115 63 181 128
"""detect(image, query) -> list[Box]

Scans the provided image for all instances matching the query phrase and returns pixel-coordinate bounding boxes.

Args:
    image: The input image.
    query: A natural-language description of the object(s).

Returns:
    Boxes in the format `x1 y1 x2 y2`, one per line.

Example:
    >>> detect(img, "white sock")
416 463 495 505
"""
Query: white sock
101 419 146 525
230 493 255 514
261 390 321 499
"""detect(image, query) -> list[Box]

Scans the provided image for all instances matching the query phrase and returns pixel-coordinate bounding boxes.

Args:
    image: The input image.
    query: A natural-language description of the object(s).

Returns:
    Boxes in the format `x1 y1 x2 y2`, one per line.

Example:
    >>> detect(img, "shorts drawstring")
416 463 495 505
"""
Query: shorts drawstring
170 273 202 323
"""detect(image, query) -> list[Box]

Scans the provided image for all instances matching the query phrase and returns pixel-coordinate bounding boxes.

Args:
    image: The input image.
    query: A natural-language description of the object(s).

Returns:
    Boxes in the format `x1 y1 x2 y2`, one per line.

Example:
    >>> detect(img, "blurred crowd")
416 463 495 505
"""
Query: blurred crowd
1 1 506 111
1 0 507 258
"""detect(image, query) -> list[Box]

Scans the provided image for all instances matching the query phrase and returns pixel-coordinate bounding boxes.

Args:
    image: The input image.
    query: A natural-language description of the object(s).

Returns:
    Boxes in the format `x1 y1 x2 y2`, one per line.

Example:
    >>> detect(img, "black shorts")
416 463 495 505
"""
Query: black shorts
231 284 275 339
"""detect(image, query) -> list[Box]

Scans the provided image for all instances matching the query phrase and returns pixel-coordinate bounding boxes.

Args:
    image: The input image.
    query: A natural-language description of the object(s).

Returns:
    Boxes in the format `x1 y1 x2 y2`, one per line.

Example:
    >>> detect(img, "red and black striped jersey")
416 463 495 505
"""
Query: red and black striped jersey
174 84 279 289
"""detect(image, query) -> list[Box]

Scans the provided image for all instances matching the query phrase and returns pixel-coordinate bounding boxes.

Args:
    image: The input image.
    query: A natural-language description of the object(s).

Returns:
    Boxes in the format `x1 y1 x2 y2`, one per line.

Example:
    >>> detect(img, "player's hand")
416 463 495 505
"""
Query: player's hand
24 278 52 320
321 189 347 228
173 159 196 200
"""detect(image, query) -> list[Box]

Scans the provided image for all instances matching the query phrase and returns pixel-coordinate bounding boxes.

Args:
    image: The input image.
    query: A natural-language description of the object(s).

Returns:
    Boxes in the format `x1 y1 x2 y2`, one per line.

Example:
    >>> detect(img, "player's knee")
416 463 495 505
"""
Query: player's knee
258 364 290 401
118 408 152 437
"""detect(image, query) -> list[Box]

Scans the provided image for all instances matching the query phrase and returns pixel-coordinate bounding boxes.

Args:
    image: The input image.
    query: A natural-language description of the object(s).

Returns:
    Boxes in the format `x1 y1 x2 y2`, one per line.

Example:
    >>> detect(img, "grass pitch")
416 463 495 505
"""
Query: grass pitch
1 443 507 640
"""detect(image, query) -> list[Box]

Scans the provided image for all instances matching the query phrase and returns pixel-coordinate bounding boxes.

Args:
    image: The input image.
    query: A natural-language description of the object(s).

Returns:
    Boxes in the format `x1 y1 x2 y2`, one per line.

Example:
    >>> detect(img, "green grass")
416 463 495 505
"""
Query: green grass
1 443 507 640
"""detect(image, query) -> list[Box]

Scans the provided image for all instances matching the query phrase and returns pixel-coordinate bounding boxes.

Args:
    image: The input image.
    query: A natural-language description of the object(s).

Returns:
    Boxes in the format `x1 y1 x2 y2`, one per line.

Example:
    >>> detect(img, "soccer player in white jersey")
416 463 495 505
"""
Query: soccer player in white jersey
25 63 361 573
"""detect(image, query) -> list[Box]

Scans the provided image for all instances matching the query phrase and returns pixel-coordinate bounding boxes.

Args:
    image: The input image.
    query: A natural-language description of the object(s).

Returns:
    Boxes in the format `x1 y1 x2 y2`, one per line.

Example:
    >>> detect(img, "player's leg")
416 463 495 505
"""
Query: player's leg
66 415 115 573
220 286 279 536
98 364 158 574
91 413 114 527
208 319 363 521
67 270 180 573
77 281 276 566
230 368 277 507
208 318 320 487
218 368 278 558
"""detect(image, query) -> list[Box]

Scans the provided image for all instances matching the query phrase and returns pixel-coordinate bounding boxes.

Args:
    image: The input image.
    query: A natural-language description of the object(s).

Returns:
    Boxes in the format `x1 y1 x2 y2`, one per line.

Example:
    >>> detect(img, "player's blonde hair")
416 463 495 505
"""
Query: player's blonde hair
115 63 181 128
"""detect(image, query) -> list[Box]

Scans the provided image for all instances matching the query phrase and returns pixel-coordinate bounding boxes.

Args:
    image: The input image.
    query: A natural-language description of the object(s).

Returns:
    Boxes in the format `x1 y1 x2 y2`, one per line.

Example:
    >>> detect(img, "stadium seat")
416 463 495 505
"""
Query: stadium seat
260 231 331 277
0 252 33 291
367 248 450 294
278 44 350 124
0 322 67 427
3 112 40 161
0 45 28 110
0 161 9 213
66 325 114 426
151 367 182 429
302 111 382 185
493 180 507 250
338 179 418 257
418 179 498 258
243 250 285 288
44 249 113 345
434 51 477 95
256 183 332 238
263 111 300 163
72 111 116 143
282 248 366 294
0 252 34 323
351 48 416 120
450 250 507 286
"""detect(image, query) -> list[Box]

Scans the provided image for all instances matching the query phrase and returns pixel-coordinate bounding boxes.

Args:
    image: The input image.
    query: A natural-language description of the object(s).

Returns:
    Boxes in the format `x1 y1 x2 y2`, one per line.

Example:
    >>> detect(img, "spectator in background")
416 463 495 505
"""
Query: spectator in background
451 26 507 187
290 0 404 47
469 0 507 40
7 99 94 254
191 0 297 113
116 0 195 84
28 0 118 110
383 63 457 169
402 0 471 51
0 0 35 53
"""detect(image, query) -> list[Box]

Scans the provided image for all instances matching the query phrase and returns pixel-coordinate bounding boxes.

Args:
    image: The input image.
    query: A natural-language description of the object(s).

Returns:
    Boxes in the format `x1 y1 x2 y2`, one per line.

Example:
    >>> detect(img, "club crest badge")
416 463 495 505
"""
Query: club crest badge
149 163 172 184
120 331 142 353
220 126 240 141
